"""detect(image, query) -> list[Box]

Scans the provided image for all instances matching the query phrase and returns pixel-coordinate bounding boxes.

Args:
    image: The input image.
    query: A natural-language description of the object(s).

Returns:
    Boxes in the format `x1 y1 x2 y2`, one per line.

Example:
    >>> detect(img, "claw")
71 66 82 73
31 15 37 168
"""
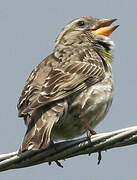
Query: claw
55 160 64 168
48 141 64 168
97 151 102 165
48 160 63 168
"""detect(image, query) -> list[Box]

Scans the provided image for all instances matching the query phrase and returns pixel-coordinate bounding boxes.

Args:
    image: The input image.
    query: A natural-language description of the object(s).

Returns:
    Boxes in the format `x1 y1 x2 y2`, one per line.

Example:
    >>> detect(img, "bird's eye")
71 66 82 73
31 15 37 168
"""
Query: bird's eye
77 21 85 27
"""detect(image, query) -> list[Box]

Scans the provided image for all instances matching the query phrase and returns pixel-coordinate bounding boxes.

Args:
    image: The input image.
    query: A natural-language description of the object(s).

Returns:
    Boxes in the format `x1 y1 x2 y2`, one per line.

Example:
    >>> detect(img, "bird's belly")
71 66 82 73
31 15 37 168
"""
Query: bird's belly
51 82 113 141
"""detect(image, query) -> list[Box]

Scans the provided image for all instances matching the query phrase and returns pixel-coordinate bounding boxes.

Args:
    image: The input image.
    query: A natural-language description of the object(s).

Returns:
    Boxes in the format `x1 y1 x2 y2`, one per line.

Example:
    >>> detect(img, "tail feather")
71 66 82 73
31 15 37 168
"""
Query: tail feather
19 103 65 153
19 121 54 153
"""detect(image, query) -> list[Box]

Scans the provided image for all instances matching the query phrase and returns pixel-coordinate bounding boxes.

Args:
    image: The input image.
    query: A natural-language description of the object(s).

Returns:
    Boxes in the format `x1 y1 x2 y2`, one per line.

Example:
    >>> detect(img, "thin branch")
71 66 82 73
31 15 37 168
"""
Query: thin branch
0 126 137 172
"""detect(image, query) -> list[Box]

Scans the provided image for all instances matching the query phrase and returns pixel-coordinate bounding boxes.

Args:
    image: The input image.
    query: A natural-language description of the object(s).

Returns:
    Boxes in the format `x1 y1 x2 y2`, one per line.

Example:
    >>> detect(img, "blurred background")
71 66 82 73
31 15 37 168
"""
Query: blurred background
0 0 137 179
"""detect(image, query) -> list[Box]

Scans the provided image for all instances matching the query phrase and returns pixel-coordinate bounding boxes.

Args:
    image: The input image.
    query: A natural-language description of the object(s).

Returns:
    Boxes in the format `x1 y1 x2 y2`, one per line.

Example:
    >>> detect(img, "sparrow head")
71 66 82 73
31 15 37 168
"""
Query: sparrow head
56 16 119 53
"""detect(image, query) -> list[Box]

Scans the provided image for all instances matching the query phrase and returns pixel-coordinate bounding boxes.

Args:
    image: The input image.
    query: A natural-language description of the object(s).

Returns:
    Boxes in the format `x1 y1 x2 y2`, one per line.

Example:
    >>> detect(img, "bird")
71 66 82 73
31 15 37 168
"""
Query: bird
17 17 118 162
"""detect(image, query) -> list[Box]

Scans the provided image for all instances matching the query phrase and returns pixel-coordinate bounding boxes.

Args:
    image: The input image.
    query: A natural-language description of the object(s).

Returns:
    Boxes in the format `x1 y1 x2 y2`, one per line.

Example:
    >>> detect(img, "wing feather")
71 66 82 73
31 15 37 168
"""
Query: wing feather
19 49 105 116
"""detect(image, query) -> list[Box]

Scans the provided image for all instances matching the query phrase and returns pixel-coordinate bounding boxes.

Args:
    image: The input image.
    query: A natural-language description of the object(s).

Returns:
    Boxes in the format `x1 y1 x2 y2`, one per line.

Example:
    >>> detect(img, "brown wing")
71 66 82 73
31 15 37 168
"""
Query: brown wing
18 49 105 116
17 54 61 117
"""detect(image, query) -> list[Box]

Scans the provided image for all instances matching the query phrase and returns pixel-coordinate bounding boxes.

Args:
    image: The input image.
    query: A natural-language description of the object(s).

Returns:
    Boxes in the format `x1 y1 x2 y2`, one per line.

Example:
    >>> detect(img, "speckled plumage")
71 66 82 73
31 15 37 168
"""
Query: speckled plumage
18 16 118 152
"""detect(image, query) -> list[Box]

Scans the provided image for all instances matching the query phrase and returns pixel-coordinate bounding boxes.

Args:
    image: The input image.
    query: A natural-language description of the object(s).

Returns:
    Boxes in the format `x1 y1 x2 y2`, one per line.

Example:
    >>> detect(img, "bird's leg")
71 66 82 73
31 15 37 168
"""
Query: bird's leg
82 119 102 165
48 141 63 168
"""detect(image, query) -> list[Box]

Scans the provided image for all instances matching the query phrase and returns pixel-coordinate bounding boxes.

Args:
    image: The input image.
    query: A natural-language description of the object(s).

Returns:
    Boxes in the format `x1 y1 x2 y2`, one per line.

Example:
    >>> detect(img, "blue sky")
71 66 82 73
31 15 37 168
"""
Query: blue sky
0 0 137 179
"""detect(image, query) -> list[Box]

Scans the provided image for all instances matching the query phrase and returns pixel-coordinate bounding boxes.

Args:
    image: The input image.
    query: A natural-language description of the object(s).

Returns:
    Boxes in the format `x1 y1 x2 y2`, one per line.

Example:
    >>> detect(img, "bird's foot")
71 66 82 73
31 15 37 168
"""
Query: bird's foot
87 129 102 165
48 141 64 168
48 160 63 168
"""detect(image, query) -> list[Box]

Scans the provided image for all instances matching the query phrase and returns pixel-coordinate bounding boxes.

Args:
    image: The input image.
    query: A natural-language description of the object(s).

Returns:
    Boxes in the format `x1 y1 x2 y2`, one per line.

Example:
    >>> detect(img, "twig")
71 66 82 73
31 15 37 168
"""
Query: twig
0 126 137 172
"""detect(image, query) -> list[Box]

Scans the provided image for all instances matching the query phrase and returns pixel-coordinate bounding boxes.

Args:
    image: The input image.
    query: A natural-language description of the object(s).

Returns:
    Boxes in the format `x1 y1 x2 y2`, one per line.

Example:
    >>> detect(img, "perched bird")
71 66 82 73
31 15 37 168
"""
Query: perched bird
18 17 118 157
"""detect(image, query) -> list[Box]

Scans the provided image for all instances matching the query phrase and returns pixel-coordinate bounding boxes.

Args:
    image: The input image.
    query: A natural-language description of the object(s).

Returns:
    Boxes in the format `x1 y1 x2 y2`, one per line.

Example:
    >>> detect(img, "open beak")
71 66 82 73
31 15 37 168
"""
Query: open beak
93 19 119 37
